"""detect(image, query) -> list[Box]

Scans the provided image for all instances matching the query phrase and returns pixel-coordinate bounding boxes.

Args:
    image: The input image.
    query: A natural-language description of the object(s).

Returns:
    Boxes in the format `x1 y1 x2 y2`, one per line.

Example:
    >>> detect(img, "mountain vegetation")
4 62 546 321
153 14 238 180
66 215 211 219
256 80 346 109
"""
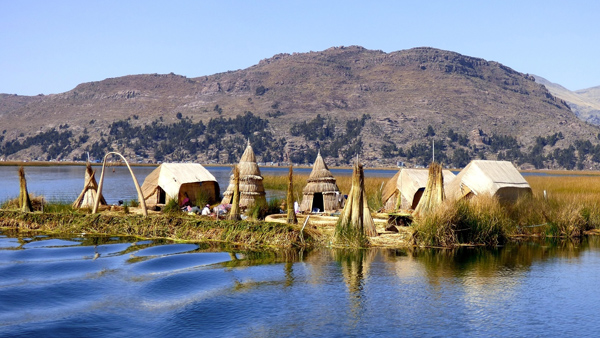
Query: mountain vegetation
1 46 600 169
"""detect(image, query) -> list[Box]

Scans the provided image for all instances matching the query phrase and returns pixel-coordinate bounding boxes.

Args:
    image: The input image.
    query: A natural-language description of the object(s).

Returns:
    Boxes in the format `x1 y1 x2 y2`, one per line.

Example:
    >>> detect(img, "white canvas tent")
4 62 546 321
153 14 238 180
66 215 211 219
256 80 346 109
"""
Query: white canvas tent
382 168 456 211
446 160 531 202
141 163 219 207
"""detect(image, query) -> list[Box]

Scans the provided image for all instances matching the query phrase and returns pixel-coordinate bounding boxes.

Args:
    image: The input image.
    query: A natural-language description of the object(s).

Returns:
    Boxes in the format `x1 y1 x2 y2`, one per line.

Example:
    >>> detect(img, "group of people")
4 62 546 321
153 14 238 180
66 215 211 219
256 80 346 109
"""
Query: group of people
179 193 231 218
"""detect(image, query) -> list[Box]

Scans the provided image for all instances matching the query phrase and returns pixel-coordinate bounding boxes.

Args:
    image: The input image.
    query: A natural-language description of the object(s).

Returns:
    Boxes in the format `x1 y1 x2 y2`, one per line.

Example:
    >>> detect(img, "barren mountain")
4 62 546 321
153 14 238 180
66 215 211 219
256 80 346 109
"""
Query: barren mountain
534 75 600 125
1 46 599 168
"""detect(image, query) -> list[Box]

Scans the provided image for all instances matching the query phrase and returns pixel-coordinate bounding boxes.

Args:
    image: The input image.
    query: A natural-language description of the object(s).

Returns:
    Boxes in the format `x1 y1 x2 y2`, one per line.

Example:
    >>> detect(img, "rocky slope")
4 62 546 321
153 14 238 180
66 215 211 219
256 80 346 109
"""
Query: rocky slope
534 75 600 125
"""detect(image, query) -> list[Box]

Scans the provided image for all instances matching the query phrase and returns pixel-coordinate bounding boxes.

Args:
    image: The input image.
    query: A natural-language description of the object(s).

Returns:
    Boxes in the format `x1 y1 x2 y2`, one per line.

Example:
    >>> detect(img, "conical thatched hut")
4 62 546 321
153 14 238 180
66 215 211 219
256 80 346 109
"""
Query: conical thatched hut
221 141 267 208
300 151 343 213
141 163 220 207
72 163 107 209
381 168 456 211
446 160 532 202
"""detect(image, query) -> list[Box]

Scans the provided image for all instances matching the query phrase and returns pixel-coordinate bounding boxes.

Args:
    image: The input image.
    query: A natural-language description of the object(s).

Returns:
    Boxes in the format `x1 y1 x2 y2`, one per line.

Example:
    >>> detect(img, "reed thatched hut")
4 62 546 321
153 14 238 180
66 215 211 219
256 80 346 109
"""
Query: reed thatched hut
221 141 267 208
141 163 220 207
72 163 106 209
381 168 456 211
446 160 532 202
300 151 343 213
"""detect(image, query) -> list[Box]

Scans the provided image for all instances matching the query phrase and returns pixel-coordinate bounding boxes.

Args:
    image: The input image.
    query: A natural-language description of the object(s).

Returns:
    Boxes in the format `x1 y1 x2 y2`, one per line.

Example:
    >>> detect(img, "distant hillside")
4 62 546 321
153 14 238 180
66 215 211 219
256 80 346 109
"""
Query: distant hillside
534 75 600 125
2 46 600 170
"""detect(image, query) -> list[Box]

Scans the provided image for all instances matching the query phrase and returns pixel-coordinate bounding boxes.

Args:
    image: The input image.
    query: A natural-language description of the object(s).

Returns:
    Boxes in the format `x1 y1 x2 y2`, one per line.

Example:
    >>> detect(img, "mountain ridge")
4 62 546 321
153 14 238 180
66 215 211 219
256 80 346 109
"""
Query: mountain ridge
1 46 599 169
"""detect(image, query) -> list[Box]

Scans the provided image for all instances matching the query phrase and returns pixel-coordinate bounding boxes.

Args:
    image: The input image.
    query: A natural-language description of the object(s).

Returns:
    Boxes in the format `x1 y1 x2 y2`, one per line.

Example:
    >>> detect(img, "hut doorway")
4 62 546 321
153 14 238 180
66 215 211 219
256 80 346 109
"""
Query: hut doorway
312 193 324 212
412 188 425 209
158 188 166 204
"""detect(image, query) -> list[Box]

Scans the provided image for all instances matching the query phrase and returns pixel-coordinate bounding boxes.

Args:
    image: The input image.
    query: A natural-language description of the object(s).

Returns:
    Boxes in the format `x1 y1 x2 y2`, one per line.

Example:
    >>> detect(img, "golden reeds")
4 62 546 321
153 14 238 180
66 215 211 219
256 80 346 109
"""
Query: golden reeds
414 162 444 217
72 162 106 209
18 166 33 212
222 141 267 207
286 166 298 224
335 160 377 247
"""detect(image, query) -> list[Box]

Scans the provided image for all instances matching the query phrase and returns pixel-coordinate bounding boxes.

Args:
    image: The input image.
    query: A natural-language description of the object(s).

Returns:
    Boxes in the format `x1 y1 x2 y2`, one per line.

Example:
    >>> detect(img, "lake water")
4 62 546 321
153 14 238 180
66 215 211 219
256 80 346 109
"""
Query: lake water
0 165 398 205
0 231 599 337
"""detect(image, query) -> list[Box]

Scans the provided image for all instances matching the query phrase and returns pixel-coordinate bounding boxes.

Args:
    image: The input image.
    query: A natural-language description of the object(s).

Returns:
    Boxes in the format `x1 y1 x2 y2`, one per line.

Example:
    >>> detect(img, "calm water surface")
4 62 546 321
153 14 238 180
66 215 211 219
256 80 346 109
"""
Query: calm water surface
0 231 599 337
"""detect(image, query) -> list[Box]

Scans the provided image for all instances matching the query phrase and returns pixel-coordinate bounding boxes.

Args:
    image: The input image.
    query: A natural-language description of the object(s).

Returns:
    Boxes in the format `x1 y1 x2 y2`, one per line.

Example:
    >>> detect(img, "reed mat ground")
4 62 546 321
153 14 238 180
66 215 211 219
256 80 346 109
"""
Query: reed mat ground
0 210 325 249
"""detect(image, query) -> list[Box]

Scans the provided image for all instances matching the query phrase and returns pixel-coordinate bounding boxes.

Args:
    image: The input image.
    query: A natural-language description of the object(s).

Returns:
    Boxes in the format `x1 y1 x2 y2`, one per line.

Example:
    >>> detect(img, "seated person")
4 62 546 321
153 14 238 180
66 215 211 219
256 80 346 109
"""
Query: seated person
180 193 191 209
201 204 211 216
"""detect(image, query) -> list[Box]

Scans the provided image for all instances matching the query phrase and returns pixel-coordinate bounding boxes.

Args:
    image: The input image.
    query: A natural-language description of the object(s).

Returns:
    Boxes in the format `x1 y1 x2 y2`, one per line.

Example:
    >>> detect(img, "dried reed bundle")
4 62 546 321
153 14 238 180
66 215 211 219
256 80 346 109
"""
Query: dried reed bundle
335 160 377 246
287 165 298 224
18 166 33 212
414 162 444 217
228 165 241 221
72 162 106 208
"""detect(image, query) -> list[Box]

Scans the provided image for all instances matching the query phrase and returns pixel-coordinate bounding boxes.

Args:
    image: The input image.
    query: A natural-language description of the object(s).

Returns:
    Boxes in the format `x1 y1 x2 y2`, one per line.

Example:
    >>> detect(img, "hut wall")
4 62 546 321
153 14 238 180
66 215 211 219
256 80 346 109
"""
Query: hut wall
495 186 532 202
178 181 220 206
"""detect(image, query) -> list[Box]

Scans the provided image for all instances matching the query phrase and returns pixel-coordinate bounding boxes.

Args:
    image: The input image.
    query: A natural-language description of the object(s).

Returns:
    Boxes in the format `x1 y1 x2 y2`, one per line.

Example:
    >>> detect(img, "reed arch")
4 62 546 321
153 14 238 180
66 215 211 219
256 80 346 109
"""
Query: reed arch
92 152 148 216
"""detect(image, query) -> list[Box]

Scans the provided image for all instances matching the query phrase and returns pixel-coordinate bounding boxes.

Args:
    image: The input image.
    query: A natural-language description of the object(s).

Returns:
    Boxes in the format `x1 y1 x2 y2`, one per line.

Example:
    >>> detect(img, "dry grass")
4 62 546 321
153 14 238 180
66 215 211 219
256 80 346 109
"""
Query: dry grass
0 210 325 248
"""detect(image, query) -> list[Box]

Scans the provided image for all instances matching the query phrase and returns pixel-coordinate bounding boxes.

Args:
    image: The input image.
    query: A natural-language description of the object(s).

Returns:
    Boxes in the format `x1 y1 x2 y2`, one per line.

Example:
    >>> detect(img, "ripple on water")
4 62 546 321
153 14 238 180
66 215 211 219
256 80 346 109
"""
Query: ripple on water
134 243 199 257
22 238 81 249
136 268 233 309
0 259 114 287
0 237 20 249
129 252 232 275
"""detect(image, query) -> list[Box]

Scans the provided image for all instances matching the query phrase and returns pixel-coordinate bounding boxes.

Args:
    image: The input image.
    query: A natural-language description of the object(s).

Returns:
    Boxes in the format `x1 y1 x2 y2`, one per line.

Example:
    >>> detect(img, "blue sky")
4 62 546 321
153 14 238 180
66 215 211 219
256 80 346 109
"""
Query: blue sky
1 0 598 95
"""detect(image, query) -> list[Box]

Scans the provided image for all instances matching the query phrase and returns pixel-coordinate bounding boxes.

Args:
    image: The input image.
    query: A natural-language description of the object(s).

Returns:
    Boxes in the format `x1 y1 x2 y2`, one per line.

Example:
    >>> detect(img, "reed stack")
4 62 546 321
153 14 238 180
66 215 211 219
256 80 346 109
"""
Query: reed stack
335 159 377 247
414 162 444 217
228 165 241 221
18 166 33 212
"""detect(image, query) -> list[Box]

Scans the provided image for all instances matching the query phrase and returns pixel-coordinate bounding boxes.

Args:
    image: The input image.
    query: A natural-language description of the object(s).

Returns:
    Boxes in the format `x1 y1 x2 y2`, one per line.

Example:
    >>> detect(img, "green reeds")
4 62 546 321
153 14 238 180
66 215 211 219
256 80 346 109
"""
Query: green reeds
411 195 510 247
162 198 180 214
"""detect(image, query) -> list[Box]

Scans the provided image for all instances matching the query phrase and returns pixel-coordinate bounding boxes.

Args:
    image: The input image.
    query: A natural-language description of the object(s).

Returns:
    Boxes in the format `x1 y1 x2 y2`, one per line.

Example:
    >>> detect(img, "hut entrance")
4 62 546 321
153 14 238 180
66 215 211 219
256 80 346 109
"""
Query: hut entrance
412 188 425 209
312 193 324 212
158 188 166 204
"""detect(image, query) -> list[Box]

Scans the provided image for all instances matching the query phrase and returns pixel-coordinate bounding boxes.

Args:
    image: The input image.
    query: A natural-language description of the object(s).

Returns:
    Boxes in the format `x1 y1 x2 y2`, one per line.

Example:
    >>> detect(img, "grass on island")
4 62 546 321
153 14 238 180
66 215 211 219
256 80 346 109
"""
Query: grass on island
411 175 600 247
2 171 600 248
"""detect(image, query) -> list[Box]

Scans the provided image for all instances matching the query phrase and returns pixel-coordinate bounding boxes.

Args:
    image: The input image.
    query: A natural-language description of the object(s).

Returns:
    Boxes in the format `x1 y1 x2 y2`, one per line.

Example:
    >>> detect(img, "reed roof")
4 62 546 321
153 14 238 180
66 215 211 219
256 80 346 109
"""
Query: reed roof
237 140 262 177
303 151 340 194
307 151 335 181
222 141 266 205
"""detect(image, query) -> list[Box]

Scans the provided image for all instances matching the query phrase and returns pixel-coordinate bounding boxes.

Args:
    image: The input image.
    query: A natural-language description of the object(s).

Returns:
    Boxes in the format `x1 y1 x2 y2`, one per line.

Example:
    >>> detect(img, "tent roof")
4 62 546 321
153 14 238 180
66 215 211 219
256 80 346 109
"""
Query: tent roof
141 163 217 200
447 160 530 199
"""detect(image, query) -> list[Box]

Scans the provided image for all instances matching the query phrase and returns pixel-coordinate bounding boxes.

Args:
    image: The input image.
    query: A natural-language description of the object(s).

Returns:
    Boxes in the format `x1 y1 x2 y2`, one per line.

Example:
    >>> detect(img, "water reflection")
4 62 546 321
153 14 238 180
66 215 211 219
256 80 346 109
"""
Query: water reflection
1 230 599 337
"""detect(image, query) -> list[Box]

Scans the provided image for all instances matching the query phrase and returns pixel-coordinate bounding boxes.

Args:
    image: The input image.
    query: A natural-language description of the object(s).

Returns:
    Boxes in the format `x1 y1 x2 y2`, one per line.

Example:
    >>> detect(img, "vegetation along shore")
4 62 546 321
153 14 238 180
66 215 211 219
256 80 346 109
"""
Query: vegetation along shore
2 169 599 249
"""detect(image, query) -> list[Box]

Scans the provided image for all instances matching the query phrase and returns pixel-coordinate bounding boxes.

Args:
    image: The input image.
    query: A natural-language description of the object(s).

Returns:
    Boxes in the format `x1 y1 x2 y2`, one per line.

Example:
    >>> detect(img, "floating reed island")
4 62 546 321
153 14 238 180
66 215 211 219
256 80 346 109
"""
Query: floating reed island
2 157 600 248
